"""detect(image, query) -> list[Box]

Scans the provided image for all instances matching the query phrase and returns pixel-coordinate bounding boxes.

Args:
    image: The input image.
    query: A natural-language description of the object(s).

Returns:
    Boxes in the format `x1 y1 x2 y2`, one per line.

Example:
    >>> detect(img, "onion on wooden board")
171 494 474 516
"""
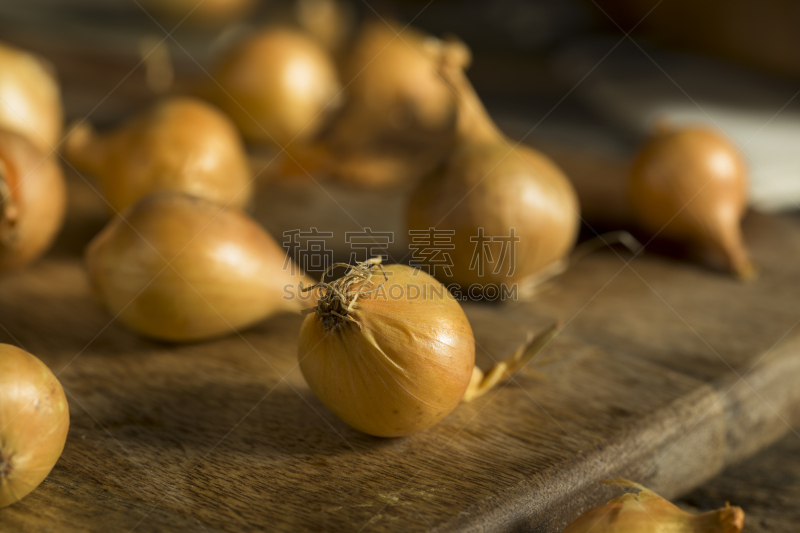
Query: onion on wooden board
298 259 559 437
0 344 69 508
0 42 63 155
65 97 253 214
407 53 580 290
563 479 744 533
0 129 66 273
629 125 755 279
207 28 342 148
85 192 316 342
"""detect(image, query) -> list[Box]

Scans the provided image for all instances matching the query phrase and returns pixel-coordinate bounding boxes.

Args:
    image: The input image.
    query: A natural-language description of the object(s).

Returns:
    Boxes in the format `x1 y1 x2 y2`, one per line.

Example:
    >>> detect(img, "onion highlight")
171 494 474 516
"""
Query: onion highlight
207 29 342 148
0 42 63 155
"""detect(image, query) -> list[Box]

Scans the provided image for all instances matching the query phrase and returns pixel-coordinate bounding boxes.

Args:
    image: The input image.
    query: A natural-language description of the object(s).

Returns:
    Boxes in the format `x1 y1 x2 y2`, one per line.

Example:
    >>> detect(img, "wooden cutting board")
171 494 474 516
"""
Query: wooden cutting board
2 166 800 532
2 4 800 531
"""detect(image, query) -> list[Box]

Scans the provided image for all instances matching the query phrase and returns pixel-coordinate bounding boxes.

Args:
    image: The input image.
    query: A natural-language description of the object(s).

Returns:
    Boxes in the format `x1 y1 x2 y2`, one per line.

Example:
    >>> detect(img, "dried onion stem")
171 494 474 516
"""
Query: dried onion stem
463 321 561 402
302 257 388 331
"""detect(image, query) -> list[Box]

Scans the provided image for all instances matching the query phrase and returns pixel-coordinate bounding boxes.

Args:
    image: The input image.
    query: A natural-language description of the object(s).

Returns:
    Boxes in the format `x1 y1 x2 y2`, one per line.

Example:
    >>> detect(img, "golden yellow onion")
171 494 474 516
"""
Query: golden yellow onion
0 344 69 508
86 192 315 342
0 42 63 154
0 129 66 273
332 21 471 146
563 479 744 533
298 260 475 437
139 0 257 26
208 29 342 148
407 56 580 290
65 97 253 214
629 125 754 279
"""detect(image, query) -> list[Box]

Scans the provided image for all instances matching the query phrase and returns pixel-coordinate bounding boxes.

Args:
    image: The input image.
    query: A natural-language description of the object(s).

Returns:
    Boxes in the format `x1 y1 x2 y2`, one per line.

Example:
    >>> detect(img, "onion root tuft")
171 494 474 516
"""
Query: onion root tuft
302 257 388 331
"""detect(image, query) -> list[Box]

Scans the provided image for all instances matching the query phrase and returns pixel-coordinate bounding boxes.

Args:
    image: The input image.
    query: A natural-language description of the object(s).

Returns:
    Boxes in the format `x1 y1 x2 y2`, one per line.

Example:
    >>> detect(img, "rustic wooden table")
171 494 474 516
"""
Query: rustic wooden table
1 2 800 531
2 166 799 533
678 432 800 533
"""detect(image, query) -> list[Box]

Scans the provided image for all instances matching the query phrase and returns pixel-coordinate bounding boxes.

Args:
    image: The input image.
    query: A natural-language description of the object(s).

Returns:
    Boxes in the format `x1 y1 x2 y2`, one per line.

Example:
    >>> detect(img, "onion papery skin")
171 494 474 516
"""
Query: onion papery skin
208 29 342 148
0 42 63 155
409 141 580 288
0 344 69 508
629 126 753 278
86 193 315 342
65 97 253 214
0 129 67 273
299 265 475 437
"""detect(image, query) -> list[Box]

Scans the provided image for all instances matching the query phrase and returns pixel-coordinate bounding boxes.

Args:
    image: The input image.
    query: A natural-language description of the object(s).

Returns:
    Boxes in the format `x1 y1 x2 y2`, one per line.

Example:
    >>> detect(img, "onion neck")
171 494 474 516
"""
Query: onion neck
690 505 745 532
710 210 756 281
302 259 387 331
722 232 756 281
439 52 500 146
0 160 19 248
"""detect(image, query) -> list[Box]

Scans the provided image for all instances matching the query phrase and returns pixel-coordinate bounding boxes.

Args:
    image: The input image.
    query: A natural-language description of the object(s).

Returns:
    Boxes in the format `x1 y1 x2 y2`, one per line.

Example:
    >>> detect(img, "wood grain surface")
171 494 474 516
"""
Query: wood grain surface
0 165 799 532
677 432 800 533
2 3 800 531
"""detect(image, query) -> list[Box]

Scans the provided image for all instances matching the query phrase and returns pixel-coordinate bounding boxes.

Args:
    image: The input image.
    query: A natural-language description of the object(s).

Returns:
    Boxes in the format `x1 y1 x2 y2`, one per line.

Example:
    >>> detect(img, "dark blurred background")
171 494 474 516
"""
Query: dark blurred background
2 0 799 212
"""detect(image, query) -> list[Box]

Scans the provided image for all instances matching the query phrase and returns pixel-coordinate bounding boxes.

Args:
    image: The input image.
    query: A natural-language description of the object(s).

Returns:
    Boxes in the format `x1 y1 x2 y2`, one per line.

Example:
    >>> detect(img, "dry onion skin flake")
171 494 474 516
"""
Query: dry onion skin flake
298 259 560 437
0 344 69 508
407 55 580 289
86 193 316 342
0 42 63 154
208 28 342 148
0 129 67 273
65 97 253 213
629 125 755 279
563 479 744 533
